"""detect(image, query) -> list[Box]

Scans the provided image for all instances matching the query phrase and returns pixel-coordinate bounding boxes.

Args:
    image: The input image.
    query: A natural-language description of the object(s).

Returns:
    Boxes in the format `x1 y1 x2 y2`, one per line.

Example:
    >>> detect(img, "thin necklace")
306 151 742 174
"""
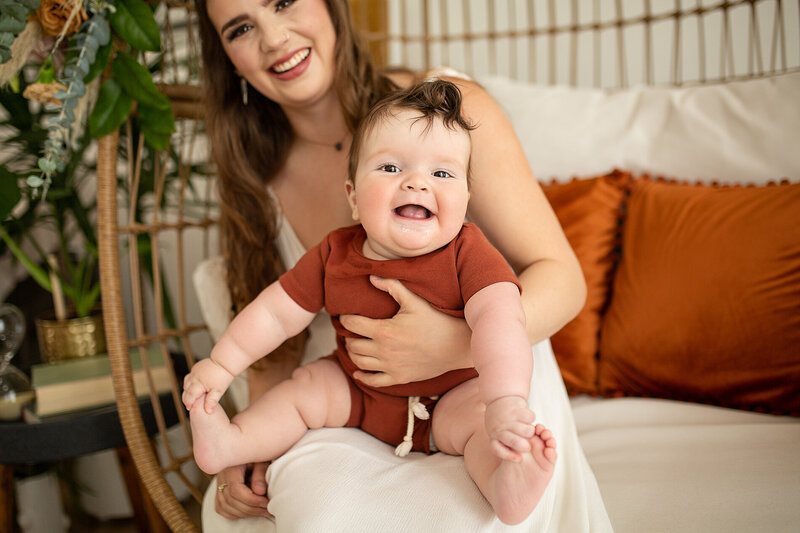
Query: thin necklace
296 134 348 151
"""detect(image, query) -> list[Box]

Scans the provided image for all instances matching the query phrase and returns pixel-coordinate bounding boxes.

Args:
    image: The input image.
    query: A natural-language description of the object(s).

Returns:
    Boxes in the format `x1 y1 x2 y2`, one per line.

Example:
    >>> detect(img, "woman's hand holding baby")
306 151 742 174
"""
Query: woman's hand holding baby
484 395 536 462
341 276 473 387
182 358 236 413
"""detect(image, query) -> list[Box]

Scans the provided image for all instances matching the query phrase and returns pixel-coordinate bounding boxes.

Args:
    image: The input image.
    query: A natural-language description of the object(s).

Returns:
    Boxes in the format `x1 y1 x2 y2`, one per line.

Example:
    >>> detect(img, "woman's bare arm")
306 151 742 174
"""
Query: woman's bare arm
342 76 585 386
455 77 586 344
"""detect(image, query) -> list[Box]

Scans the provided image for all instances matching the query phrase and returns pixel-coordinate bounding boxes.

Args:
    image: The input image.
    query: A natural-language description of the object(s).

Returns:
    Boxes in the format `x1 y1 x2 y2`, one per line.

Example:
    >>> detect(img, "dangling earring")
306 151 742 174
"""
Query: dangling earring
240 77 249 106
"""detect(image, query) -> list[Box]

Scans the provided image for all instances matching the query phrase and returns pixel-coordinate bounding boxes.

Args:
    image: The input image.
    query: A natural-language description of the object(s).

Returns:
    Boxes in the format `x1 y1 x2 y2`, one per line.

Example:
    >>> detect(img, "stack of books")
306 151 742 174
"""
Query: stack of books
30 346 172 417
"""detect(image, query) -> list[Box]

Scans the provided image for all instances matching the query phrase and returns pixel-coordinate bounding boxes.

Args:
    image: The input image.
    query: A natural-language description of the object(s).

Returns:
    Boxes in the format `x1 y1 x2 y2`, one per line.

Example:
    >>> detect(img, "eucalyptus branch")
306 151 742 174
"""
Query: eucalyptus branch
0 0 41 65
34 7 112 197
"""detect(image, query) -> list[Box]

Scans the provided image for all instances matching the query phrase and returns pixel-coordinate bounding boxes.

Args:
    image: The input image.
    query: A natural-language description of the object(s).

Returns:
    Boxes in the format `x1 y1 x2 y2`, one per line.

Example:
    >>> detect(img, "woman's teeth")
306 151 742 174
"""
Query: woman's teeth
272 48 310 73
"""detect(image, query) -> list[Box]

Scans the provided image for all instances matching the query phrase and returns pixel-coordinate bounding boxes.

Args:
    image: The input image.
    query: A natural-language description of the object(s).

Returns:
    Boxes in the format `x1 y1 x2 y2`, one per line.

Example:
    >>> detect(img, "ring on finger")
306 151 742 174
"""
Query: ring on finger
217 482 229 493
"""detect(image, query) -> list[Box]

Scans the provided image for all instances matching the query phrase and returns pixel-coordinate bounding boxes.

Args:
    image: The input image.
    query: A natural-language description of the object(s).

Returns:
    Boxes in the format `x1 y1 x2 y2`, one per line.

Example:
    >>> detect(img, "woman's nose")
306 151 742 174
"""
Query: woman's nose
259 21 290 52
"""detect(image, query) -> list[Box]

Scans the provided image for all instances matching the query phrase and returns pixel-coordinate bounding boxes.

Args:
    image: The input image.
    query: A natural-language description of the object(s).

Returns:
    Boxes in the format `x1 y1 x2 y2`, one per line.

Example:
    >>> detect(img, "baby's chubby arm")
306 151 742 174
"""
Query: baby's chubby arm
464 281 535 461
182 281 316 413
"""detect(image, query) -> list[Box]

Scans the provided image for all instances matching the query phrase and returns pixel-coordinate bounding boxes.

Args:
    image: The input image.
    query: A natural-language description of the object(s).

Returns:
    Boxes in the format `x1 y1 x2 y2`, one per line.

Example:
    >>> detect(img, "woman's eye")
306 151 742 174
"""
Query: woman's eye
433 170 452 178
274 0 296 11
228 24 253 41
381 164 400 173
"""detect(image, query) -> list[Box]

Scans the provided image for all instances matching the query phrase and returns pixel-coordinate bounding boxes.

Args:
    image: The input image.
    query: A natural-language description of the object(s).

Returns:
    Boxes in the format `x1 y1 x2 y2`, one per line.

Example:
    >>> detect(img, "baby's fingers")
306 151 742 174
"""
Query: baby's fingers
203 389 224 414
490 439 522 462
496 428 533 454
182 378 204 410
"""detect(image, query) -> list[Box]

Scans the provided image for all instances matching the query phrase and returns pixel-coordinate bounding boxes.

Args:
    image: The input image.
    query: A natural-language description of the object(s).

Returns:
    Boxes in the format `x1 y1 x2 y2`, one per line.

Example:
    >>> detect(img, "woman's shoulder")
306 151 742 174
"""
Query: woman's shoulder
423 66 473 82
383 66 479 90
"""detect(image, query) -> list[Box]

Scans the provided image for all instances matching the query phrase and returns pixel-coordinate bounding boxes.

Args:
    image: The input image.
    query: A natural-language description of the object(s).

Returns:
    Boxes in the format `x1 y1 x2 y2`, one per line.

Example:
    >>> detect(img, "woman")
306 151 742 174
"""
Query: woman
195 0 590 527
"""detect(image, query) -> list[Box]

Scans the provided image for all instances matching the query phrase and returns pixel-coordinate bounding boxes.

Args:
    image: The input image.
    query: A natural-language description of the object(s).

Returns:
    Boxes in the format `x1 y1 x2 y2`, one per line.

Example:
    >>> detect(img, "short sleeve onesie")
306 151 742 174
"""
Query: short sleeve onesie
279 223 520 452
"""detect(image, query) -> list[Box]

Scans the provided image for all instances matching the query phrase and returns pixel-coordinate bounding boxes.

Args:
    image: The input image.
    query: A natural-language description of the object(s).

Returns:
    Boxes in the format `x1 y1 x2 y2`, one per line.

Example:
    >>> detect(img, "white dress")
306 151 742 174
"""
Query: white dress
197 205 612 532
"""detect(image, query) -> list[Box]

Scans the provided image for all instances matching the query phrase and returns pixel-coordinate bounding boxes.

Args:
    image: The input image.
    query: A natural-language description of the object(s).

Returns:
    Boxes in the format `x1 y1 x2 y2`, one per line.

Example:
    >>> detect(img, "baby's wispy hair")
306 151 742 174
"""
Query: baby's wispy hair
348 79 475 184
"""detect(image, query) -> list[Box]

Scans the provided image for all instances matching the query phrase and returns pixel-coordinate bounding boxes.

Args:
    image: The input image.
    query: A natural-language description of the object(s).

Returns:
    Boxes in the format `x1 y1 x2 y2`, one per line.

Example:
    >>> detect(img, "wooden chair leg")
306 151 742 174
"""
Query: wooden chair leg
115 447 170 533
0 464 13 533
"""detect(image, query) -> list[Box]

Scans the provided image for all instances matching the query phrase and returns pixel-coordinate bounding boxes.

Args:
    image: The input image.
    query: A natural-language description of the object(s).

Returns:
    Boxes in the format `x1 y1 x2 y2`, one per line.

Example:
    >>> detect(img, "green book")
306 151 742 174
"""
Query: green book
31 346 172 417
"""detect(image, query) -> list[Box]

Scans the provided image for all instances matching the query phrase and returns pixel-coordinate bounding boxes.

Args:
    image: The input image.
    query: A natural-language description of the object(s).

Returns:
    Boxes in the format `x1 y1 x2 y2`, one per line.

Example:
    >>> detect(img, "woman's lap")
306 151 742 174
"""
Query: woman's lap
201 339 612 532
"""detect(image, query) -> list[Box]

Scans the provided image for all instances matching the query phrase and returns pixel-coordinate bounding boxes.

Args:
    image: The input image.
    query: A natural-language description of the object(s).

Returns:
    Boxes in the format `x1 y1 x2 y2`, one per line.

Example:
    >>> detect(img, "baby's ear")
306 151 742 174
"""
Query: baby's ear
344 180 359 221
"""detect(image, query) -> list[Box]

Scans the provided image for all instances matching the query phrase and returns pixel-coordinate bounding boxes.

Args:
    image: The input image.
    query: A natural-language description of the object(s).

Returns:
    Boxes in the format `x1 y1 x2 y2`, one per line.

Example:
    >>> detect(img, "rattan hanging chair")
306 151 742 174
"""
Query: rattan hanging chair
95 2 385 530
96 2 211 530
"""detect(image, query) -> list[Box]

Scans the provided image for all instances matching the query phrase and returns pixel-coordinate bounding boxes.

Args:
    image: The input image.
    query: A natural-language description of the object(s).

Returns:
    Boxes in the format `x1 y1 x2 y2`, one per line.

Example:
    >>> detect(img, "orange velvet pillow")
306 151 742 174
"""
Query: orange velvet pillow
598 177 800 414
542 170 631 395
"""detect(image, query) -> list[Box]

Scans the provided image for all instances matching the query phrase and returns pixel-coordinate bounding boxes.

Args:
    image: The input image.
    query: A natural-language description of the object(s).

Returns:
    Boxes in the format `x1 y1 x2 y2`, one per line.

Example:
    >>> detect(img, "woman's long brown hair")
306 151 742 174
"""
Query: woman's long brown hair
195 0 399 311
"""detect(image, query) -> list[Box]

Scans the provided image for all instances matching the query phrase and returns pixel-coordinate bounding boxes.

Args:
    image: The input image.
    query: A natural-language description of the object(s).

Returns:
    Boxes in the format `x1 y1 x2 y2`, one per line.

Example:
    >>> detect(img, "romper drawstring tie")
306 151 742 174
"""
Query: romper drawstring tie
394 395 439 457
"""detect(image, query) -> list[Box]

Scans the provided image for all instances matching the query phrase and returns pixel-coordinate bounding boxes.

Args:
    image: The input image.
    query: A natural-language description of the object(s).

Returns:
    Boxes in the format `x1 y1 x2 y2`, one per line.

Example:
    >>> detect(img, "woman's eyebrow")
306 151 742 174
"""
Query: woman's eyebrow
220 14 248 36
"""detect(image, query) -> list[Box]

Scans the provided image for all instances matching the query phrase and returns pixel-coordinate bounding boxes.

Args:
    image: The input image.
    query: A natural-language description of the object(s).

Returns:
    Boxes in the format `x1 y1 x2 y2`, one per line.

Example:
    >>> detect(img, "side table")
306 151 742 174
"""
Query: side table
0 394 178 533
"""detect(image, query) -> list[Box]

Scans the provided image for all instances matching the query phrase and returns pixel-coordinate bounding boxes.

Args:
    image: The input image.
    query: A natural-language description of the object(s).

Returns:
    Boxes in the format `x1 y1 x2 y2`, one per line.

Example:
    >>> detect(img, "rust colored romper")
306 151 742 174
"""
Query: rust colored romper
279 223 520 454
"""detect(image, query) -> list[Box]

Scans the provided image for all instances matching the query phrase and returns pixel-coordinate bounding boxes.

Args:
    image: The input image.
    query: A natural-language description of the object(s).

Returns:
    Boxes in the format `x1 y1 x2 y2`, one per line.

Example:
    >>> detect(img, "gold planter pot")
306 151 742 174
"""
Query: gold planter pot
35 309 106 363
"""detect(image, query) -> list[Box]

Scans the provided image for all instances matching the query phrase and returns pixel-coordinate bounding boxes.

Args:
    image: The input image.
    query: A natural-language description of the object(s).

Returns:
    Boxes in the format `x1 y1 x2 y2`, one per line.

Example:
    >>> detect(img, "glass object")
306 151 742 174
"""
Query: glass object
0 303 35 421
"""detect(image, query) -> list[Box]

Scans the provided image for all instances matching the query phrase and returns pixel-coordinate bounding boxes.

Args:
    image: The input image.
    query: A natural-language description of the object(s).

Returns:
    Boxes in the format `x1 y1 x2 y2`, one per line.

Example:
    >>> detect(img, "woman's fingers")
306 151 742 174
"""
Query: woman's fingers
339 275 422 340
341 276 472 385
249 461 269 496
352 369 395 388
214 465 271 519
219 483 271 519
368 275 426 309
339 314 381 343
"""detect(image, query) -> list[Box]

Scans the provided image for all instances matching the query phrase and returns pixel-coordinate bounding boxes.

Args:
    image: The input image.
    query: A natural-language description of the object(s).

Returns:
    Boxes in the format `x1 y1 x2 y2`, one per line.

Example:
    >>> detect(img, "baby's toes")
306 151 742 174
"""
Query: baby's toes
534 424 556 446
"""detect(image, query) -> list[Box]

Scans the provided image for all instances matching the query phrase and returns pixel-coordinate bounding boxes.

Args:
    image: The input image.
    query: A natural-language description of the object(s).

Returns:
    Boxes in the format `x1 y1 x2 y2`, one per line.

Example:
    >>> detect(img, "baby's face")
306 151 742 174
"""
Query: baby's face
346 109 471 260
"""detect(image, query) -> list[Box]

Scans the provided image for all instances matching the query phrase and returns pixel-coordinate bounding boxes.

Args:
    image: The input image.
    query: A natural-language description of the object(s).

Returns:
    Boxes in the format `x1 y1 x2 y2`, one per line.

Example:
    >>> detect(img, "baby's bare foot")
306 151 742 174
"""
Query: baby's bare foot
490 424 557 525
189 397 234 475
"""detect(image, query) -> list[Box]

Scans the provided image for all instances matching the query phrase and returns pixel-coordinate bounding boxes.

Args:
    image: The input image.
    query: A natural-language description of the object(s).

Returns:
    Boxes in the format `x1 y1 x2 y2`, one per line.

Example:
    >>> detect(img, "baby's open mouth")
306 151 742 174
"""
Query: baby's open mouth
394 205 433 219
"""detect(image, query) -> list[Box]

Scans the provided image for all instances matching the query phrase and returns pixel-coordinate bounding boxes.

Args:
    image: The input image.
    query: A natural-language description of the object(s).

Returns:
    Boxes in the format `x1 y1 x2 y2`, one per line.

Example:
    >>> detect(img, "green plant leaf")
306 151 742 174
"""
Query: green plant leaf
0 18 26 34
0 225 51 292
112 52 170 109
137 103 175 150
83 39 112 83
0 87 32 132
89 78 133 138
16 0 42 9
108 0 161 52
0 167 21 220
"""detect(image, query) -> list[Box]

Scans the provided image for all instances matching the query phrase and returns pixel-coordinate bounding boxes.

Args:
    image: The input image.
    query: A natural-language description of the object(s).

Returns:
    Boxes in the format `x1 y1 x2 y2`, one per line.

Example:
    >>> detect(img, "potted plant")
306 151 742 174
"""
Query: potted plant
0 0 176 361
0 74 105 361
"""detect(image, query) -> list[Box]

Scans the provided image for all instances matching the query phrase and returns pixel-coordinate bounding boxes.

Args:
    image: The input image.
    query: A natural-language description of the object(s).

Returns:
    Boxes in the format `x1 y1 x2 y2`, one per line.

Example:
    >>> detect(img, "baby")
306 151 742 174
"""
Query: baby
183 79 556 525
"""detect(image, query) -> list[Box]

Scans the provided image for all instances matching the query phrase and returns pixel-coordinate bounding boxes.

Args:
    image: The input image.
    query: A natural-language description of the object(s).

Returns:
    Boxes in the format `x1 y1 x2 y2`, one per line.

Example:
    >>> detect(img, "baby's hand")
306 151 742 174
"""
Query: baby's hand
182 358 235 413
484 396 536 462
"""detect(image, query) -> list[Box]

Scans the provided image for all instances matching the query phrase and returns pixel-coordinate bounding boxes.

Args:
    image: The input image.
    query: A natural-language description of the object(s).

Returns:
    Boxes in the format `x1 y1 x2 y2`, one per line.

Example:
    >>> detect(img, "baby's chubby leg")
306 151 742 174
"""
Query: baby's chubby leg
432 378 557 525
190 358 351 475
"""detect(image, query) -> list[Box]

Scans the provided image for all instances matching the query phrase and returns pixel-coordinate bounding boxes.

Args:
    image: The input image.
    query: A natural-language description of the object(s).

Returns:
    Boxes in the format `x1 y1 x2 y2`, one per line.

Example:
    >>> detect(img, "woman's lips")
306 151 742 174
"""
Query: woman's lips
269 48 311 81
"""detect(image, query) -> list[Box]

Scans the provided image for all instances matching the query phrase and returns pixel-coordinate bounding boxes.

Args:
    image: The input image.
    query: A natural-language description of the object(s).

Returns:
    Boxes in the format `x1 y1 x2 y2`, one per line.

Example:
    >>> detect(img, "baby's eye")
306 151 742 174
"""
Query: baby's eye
433 170 453 178
227 23 253 41
381 164 400 173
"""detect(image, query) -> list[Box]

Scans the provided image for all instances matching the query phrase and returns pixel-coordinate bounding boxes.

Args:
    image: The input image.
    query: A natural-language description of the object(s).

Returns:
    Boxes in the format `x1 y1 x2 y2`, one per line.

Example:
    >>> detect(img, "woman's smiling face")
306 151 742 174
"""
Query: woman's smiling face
206 0 337 110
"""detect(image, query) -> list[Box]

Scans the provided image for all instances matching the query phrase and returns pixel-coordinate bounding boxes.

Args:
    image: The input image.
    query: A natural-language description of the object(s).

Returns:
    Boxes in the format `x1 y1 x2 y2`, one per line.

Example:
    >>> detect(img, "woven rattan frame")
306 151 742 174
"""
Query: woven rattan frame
96 1 798 530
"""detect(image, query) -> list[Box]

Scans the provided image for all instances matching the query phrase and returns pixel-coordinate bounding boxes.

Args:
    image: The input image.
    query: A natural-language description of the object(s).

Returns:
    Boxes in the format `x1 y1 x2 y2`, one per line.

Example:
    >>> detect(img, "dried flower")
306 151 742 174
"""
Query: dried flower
36 0 88 37
23 81 68 106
